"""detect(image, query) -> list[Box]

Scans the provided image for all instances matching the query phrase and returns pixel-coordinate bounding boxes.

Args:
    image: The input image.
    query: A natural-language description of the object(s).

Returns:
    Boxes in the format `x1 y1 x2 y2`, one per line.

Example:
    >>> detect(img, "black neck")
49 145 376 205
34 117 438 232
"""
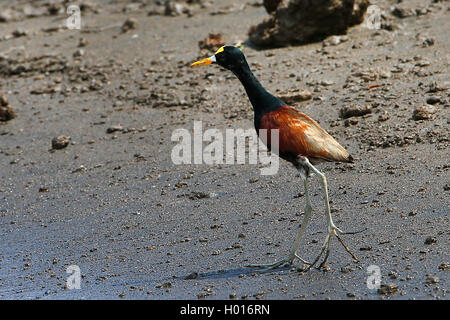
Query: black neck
232 62 284 114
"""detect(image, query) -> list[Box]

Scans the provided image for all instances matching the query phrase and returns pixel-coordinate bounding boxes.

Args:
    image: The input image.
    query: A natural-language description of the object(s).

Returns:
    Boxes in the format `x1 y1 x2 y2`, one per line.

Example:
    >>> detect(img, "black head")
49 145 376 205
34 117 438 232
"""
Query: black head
214 46 247 72
191 45 248 73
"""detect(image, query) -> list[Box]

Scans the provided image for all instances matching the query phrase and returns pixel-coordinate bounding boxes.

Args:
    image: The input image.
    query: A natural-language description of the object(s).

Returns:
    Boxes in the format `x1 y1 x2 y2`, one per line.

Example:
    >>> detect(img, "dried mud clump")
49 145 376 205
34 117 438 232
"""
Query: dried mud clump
412 105 436 121
277 89 312 104
339 105 372 119
0 105 15 121
121 17 138 33
51 136 71 150
198 33 225 57
378 283 398 295
0 55 67 77
164 0 202 17
0 94 15 122
249 0 369 48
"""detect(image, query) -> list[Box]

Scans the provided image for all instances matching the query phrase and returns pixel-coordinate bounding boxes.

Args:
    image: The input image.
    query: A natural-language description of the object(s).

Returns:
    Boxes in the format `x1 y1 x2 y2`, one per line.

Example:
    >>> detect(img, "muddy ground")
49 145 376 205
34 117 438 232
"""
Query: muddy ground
0 0 448 300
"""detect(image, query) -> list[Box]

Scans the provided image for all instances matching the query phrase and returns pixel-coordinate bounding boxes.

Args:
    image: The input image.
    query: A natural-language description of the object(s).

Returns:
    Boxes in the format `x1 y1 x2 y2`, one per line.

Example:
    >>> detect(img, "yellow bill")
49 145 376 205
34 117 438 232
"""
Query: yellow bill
191 55 216 68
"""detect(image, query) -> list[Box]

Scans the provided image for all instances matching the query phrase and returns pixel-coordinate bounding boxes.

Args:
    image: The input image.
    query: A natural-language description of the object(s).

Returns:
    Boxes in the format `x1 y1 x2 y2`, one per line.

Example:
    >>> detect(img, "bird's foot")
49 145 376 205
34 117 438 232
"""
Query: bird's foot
246 222 360 272
300 224 359 272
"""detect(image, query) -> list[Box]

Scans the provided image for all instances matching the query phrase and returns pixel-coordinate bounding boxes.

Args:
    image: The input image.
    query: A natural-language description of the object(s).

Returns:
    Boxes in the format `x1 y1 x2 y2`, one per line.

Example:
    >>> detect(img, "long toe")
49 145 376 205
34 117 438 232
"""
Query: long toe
294 253 310 265
246 257 293 270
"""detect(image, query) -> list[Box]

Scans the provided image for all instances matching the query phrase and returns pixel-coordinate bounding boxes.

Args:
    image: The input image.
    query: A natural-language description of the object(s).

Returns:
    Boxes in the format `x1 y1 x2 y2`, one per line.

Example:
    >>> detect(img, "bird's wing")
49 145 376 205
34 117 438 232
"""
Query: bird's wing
260 106 351 162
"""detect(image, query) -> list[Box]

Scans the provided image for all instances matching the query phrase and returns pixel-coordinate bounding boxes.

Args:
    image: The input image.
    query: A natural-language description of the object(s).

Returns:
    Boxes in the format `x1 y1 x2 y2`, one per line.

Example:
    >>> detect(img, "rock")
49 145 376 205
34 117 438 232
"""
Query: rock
121 17 138 33
426 96 440 105
21 6 41 19
52 136 71 150
379 70 391 79
323 35 348 46
344 118 358 126
0 9 16 22
123 3 142 13
438 262 449 271
388 271 399 280
320 79 334 86
425 275 440 284
391 6 415 19
424 236 437 245
339 105 372 119
340 266 353 273
73 49 85 58
426 81 445 93
378 111 390 122
0 94 15 121
106 125 124 134
30 84 62 95
415 60 430 67
249 0 369 48
78 38 89 47
412 105 436 121
0 94 8 106
378 283 398 295
12 28 28 38
165 1 184 16
278 89 312 104
421 37 435 48
147 6 164 16
71 165 86 173
189 191 218 200
47 3 63 15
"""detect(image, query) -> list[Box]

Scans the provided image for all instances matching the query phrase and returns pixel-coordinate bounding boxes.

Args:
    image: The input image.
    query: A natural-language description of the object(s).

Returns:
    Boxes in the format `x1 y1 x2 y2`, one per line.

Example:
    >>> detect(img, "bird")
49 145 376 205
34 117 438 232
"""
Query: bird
191 45 359 270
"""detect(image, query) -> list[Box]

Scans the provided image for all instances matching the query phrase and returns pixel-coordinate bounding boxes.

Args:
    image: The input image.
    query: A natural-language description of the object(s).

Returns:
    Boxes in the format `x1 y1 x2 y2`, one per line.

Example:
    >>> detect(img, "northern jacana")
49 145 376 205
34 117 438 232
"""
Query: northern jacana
191 46 359 270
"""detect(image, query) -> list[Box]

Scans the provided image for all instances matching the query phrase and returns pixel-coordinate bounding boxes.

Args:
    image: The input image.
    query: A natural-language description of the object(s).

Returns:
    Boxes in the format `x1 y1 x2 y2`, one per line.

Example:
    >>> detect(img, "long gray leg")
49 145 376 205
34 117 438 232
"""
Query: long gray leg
300 157 359 269
302 158 342 234
290 178 312 264
246 174 312 269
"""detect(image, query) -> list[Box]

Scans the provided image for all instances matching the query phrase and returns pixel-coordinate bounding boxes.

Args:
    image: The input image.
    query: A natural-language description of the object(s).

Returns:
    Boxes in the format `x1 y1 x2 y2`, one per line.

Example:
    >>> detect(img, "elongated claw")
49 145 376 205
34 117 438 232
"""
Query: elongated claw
335 233 360 263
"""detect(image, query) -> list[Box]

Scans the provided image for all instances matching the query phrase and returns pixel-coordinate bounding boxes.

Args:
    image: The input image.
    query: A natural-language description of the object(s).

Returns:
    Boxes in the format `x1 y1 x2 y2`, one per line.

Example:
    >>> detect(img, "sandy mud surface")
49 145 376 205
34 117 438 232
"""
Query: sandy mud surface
0 0 448 299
